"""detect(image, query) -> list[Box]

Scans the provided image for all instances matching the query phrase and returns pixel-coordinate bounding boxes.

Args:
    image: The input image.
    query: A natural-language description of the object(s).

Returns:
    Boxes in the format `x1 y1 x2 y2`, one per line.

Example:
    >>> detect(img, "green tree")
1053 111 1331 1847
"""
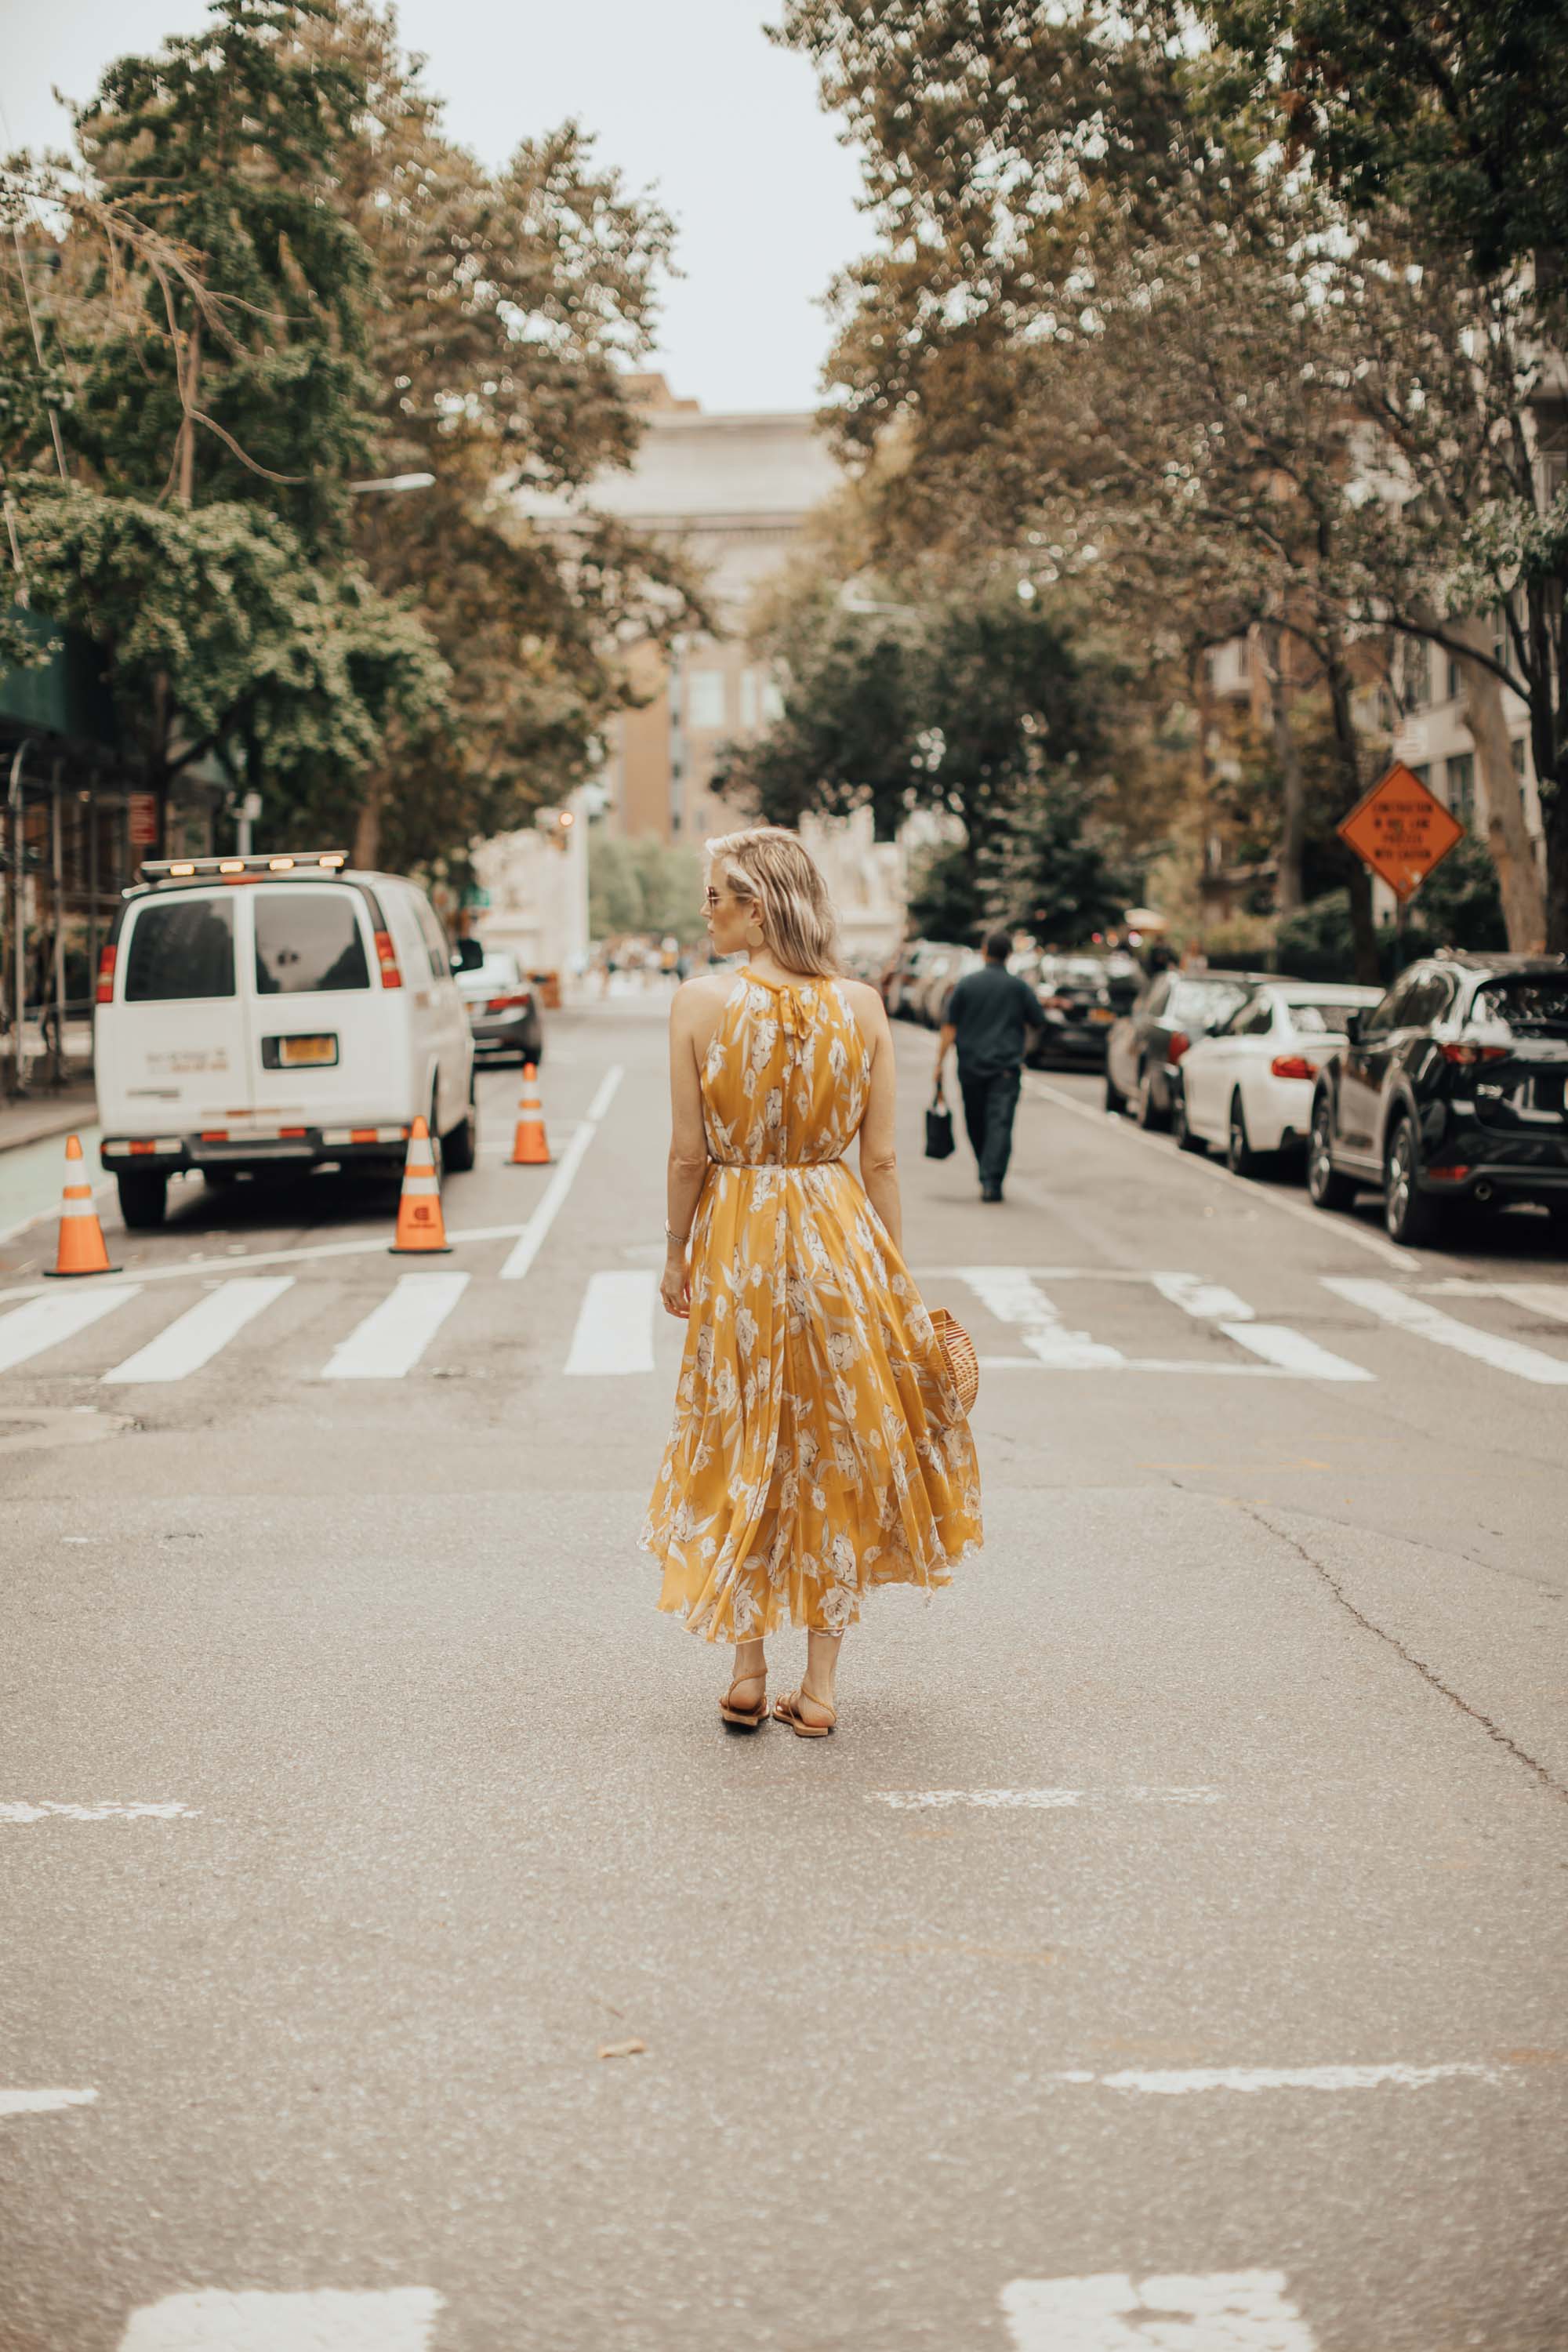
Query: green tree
1 0 444 834
588 832 706 943
318 3 702 870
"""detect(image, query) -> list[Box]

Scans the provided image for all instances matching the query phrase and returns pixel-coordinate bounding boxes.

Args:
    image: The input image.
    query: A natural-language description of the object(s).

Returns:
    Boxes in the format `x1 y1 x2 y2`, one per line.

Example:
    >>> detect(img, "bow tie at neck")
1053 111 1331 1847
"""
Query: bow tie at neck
747 969 818 1038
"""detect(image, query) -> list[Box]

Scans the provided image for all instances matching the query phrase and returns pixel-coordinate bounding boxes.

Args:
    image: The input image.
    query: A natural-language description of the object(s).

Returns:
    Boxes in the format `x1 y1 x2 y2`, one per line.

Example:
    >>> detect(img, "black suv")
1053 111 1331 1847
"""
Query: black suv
1306 953 1568 1245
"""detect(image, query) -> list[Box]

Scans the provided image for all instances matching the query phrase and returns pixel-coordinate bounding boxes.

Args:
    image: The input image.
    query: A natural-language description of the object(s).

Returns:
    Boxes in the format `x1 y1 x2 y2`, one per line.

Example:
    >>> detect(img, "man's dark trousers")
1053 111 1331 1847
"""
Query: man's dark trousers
958 1062 1022 1191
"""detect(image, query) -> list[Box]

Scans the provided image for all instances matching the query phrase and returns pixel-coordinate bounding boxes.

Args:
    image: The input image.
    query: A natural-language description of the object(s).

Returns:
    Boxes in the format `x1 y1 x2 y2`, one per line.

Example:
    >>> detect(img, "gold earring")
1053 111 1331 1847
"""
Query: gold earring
746 920 764 950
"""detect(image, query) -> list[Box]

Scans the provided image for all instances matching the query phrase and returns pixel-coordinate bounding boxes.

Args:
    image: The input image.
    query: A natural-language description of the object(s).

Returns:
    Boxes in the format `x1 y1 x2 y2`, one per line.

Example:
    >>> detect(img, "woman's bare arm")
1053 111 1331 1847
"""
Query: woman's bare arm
661 982 718 1318
853 985 903 1256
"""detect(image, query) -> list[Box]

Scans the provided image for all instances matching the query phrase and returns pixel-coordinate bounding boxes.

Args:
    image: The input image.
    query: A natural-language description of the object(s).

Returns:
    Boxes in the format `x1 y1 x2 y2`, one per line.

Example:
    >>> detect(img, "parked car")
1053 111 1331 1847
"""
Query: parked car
1105 970 1265 1127
95 851 477 1229
1305 953 1568 1245
455 948 544 1065
1174 981 1385 1172
916 944 982 1026
1023 954 1120 1066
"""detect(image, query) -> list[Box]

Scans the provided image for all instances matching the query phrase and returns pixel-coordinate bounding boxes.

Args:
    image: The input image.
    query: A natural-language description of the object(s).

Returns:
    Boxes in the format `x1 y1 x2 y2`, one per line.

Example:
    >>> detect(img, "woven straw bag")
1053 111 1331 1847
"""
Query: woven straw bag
929 1308 979 1417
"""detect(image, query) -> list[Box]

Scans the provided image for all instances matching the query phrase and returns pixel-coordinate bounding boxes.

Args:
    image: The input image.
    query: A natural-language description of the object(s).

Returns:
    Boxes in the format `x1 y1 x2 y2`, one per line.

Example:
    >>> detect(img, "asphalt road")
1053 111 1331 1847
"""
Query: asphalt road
2 996 1565 2352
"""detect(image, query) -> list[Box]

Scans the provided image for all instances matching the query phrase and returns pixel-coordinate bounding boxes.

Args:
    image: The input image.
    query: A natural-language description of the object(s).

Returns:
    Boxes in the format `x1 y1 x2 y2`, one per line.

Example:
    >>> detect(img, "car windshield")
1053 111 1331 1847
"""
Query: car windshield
1471 975 1568 1033
1287 1001 1367 1034
1167 978 1246 1025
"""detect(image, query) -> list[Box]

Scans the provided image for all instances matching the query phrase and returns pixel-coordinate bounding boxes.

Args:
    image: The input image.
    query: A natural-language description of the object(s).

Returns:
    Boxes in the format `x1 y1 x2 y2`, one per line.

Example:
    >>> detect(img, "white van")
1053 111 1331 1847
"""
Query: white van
94 852 476 1229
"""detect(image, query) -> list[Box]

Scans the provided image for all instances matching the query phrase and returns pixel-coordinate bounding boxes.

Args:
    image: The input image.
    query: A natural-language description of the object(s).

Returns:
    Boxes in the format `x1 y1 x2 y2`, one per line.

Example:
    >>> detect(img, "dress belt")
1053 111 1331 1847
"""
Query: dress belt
710 1159 844 1171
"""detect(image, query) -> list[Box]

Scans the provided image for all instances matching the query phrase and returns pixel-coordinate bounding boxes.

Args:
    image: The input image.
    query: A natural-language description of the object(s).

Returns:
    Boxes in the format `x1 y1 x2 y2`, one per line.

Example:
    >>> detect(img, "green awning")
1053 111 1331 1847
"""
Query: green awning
0 611 118 750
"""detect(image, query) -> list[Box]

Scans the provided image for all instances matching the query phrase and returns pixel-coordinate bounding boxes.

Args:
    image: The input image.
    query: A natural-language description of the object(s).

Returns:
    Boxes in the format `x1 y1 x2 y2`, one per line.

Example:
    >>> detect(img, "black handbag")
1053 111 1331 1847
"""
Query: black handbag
925 1084 956 1160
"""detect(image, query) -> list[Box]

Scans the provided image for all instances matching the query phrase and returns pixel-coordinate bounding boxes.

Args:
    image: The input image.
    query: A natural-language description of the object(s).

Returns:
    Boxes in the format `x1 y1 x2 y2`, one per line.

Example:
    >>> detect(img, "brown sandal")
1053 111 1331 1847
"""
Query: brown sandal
773 1686 837 1739
718 1673 769 1730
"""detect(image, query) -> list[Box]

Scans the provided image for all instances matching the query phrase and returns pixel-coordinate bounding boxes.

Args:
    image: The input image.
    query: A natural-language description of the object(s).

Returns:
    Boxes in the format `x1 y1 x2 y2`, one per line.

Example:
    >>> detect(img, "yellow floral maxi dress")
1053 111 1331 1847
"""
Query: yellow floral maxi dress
643 968 983 1642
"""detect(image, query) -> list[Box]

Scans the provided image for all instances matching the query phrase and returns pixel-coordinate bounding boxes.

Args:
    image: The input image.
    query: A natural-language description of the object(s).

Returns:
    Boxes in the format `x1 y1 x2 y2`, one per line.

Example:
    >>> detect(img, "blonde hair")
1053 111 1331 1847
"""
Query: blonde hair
706 826 843 978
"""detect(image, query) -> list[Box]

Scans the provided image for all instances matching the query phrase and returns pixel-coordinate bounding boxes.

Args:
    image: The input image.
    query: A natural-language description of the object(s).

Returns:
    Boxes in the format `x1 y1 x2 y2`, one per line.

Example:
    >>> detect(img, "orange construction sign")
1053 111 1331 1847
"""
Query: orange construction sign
1338 761 1465 902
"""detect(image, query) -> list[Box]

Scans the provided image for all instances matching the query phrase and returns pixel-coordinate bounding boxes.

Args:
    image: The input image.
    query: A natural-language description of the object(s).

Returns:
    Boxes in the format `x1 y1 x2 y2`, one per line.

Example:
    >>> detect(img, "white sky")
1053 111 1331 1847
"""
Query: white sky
0 0 868 414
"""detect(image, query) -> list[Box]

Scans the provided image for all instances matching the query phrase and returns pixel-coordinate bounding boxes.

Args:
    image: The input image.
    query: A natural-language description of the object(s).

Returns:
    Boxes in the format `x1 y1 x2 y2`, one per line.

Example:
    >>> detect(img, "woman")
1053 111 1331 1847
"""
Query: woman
641 826 982 1737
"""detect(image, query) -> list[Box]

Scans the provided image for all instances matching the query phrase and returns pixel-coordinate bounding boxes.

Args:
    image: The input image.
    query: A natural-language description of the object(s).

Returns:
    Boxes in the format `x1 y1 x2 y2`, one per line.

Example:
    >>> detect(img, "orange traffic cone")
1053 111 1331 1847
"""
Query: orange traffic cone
45 1134 119 1278
389 1117 452 1254
508 1061 551 1165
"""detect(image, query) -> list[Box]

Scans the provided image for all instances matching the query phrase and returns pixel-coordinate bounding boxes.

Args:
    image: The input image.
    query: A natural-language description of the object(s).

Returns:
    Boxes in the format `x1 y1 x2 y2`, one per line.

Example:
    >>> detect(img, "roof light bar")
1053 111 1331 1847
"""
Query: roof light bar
139 851 351 884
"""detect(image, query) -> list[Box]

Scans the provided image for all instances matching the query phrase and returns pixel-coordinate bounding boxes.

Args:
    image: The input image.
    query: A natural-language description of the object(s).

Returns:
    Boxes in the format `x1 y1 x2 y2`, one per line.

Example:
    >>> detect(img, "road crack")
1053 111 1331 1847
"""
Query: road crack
1244 1504 1568 1806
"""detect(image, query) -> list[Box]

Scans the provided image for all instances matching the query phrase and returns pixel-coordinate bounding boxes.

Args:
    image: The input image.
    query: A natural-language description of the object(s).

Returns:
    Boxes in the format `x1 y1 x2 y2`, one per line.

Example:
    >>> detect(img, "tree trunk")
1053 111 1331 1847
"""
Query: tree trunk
1261 624 1305 916
1323 645 1381 984
1545 777 1568 955
1450 616 1546 950
354 771 387 870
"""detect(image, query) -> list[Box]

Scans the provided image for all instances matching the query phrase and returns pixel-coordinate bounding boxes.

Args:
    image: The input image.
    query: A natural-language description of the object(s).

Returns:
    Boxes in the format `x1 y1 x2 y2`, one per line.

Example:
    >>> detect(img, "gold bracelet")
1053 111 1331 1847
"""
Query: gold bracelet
664 1221 689 1246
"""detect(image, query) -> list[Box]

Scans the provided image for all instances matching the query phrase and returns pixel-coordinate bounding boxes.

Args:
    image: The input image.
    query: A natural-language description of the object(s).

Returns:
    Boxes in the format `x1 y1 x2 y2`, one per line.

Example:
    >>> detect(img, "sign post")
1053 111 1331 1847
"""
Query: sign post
1337 761 1465 903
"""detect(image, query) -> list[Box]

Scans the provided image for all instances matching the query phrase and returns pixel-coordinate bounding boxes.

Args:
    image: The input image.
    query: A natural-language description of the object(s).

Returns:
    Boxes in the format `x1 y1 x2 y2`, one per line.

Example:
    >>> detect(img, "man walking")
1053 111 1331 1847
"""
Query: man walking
935 931 1043 1202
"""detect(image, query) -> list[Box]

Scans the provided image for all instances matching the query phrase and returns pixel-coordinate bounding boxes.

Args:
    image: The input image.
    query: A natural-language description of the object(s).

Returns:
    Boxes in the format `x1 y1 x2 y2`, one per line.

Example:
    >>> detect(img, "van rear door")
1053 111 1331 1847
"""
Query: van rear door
96 889 246 1136
245 883 401 1128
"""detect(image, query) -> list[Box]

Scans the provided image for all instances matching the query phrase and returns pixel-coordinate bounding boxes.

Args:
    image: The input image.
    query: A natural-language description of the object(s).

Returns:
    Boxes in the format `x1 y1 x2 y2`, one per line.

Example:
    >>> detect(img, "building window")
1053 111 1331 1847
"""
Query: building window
688 669 727 731
1511 735 1527 782
760 678 784 724
1446 752 1475 829
739 670 760 731
1445 655 1463 702
1403 641 1431 709
1410 764 1431 789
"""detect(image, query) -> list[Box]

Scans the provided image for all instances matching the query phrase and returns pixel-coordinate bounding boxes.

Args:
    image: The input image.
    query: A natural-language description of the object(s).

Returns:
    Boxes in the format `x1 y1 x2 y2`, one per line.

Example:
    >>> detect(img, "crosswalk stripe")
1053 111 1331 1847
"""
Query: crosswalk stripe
1155 1268 1373 1380
320 1272 470 1380
1002 2271 1316 2352
1426 1278 1568 1326
101 1278 294 1385
118 2288 444 2350
0 1285 143 1374
1323 1276 1568 1385
958 1266 1125 1368
564 1269 657 1375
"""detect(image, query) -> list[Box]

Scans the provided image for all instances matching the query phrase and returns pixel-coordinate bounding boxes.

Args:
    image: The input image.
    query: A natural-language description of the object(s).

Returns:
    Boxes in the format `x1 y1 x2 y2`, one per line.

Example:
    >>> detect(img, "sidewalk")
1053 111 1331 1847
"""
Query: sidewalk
0 1080 97 1155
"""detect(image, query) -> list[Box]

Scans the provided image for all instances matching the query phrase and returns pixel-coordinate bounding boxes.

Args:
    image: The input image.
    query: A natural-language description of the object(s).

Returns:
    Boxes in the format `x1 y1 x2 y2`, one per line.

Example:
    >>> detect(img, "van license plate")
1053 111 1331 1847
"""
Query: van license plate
276 1034 338 1068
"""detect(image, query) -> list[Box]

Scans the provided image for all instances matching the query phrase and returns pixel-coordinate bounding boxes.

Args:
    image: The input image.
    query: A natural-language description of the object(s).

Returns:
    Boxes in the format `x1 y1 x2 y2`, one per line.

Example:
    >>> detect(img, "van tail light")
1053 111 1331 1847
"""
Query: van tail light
1167 1030 1191 1062
373 928 403 989
485 991 533 1014
95 945 117 1004
1270 1054 1319 1080
1441 1041 1508 1066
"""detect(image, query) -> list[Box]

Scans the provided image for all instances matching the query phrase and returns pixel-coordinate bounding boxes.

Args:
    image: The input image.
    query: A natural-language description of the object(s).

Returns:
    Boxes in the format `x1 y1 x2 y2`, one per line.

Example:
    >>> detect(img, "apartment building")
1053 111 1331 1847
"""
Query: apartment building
514 373 842 845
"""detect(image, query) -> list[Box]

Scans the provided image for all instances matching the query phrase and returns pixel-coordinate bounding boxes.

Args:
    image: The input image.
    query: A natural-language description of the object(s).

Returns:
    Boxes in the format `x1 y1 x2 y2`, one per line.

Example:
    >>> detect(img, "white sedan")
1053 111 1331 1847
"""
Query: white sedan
1174 982 1385 1174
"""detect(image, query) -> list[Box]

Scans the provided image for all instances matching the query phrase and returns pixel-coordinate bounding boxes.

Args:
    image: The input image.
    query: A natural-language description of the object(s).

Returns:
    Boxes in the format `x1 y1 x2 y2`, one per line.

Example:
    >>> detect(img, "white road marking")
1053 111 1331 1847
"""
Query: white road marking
1047 2063 1501 2094
101 1278 293 1385
118 2288 444 2351
1001 2270 1316 2351
958 1265 1125 1368
976 1354 1346 1377
1023 1069 1421 1273
0 2088 97 2118
499 1065 623 1283
1152 1269 1373 1381
1425 1278 1568 1326
321 1272 470 1380
1323 1276 1568 1385
0 1801 196 1823
1216 1322 1374 1381
0 1285 142 1373
1151 1270 1257 1320
564 1269 657 1375
867 1788 1221 1809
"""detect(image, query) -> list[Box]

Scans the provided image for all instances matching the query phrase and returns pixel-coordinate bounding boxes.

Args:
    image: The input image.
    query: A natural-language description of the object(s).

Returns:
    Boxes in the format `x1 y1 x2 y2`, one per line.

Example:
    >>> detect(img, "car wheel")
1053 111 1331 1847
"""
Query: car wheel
443 1077 478 1174
1383 1113 1440 1247
1103 1067 1127 1115
1225 1091 1265 1178
116 1170 168 1230
1306 1094 1355 1211
1173 1084 1205 1152
1135 1062 1167 1131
